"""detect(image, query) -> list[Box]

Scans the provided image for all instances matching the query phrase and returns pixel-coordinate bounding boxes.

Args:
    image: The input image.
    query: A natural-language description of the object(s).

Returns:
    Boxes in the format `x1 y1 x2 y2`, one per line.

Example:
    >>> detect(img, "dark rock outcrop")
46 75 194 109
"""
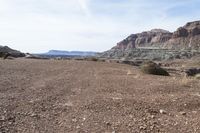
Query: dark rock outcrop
172 27 188 38
0 46 25 58
185 68 200 76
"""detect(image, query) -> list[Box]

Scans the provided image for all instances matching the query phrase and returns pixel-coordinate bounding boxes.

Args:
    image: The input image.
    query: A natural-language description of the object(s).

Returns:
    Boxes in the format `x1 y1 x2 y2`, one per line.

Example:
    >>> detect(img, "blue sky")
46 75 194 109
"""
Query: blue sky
0 0 200 53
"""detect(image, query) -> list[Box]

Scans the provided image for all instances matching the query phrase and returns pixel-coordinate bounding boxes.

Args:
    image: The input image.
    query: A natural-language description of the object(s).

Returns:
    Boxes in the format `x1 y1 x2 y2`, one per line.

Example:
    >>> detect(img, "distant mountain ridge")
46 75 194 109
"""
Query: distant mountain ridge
44 50 97 56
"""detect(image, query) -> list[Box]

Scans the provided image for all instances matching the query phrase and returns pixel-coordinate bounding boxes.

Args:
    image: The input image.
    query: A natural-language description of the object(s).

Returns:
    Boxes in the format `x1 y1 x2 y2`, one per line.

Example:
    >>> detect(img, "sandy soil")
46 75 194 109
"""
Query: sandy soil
0 59 200 133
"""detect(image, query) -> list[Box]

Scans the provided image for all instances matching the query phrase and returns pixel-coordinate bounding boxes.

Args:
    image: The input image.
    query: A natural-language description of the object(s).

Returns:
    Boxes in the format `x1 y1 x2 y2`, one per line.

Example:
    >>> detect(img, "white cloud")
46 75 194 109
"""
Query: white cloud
77 0 91 17
0 0 199 53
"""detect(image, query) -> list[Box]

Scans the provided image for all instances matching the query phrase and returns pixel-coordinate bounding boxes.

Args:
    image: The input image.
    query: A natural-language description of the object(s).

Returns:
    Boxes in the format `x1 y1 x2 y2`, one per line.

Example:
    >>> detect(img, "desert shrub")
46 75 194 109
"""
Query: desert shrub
98 59 106 62
74 58 85 61
140 61 170 76
121 60 132 65
91 57 98 61
87 57 98 61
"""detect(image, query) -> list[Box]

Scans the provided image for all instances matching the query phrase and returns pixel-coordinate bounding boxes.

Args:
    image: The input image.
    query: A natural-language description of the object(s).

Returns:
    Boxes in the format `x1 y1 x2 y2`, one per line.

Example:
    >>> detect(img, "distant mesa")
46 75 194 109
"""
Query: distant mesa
0 46 97 59
43 50 97 57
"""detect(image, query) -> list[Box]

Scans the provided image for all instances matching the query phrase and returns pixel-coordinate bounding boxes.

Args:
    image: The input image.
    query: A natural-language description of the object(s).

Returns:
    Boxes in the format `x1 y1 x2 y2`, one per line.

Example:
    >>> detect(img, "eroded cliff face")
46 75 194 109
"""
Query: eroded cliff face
112 21 200 50
113 29 172 50
100 21 200 60
165 21 200 50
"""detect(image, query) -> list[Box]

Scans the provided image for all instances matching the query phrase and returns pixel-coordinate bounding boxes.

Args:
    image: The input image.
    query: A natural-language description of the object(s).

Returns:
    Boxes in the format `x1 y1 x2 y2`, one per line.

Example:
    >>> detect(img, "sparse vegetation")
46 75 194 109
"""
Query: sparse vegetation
86 57 99 61
98 58 106 62
73 57 85 61
141 61 170 76
179 76 193 87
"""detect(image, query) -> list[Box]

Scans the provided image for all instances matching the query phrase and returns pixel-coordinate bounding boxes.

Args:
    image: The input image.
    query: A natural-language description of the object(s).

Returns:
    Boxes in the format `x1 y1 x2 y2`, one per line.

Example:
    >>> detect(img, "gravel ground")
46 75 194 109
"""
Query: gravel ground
0 59 200 133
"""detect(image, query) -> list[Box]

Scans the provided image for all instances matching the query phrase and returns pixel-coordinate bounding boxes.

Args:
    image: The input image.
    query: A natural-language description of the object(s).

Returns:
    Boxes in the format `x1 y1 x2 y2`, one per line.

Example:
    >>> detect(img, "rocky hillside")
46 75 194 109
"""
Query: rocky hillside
165 21 200 50
112 29 172 50
0 46 25 58
112 21 200 50
100 20 200 60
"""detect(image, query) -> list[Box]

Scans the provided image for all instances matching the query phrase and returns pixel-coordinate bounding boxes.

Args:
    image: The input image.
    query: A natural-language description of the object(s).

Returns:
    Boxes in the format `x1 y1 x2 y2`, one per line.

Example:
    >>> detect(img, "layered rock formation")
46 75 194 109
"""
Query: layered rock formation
100 20 200 60
112 21 200 51
113 29 172 50
166 21 200 50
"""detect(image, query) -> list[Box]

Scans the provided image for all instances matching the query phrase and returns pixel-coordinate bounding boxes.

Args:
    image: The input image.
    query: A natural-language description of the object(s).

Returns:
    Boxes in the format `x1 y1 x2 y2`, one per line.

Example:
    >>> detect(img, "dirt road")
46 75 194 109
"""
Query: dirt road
0 59 200 132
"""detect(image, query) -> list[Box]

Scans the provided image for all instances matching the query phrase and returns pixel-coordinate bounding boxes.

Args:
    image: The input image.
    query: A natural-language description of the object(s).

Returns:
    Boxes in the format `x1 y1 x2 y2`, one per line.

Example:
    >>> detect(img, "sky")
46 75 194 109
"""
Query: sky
0 0 200 53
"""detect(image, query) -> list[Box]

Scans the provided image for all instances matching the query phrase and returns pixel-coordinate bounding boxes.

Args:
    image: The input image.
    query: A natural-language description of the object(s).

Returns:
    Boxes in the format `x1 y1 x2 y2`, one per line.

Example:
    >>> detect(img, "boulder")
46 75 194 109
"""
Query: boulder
185 68 200 76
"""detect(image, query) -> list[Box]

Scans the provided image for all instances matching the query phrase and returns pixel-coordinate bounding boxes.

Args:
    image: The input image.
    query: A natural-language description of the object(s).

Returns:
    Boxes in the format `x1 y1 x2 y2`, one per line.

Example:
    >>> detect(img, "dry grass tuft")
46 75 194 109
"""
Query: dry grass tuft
179 76 194 87
127 70 133 75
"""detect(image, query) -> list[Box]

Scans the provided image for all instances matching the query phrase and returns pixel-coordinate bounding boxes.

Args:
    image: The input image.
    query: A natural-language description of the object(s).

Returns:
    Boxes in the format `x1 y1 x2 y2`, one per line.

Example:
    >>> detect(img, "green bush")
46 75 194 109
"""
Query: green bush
141 61 169 76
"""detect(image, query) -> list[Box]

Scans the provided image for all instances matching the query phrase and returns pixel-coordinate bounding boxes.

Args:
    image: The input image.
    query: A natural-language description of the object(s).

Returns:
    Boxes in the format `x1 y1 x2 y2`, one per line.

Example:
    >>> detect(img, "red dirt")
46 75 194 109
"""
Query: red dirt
0 59 200 133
